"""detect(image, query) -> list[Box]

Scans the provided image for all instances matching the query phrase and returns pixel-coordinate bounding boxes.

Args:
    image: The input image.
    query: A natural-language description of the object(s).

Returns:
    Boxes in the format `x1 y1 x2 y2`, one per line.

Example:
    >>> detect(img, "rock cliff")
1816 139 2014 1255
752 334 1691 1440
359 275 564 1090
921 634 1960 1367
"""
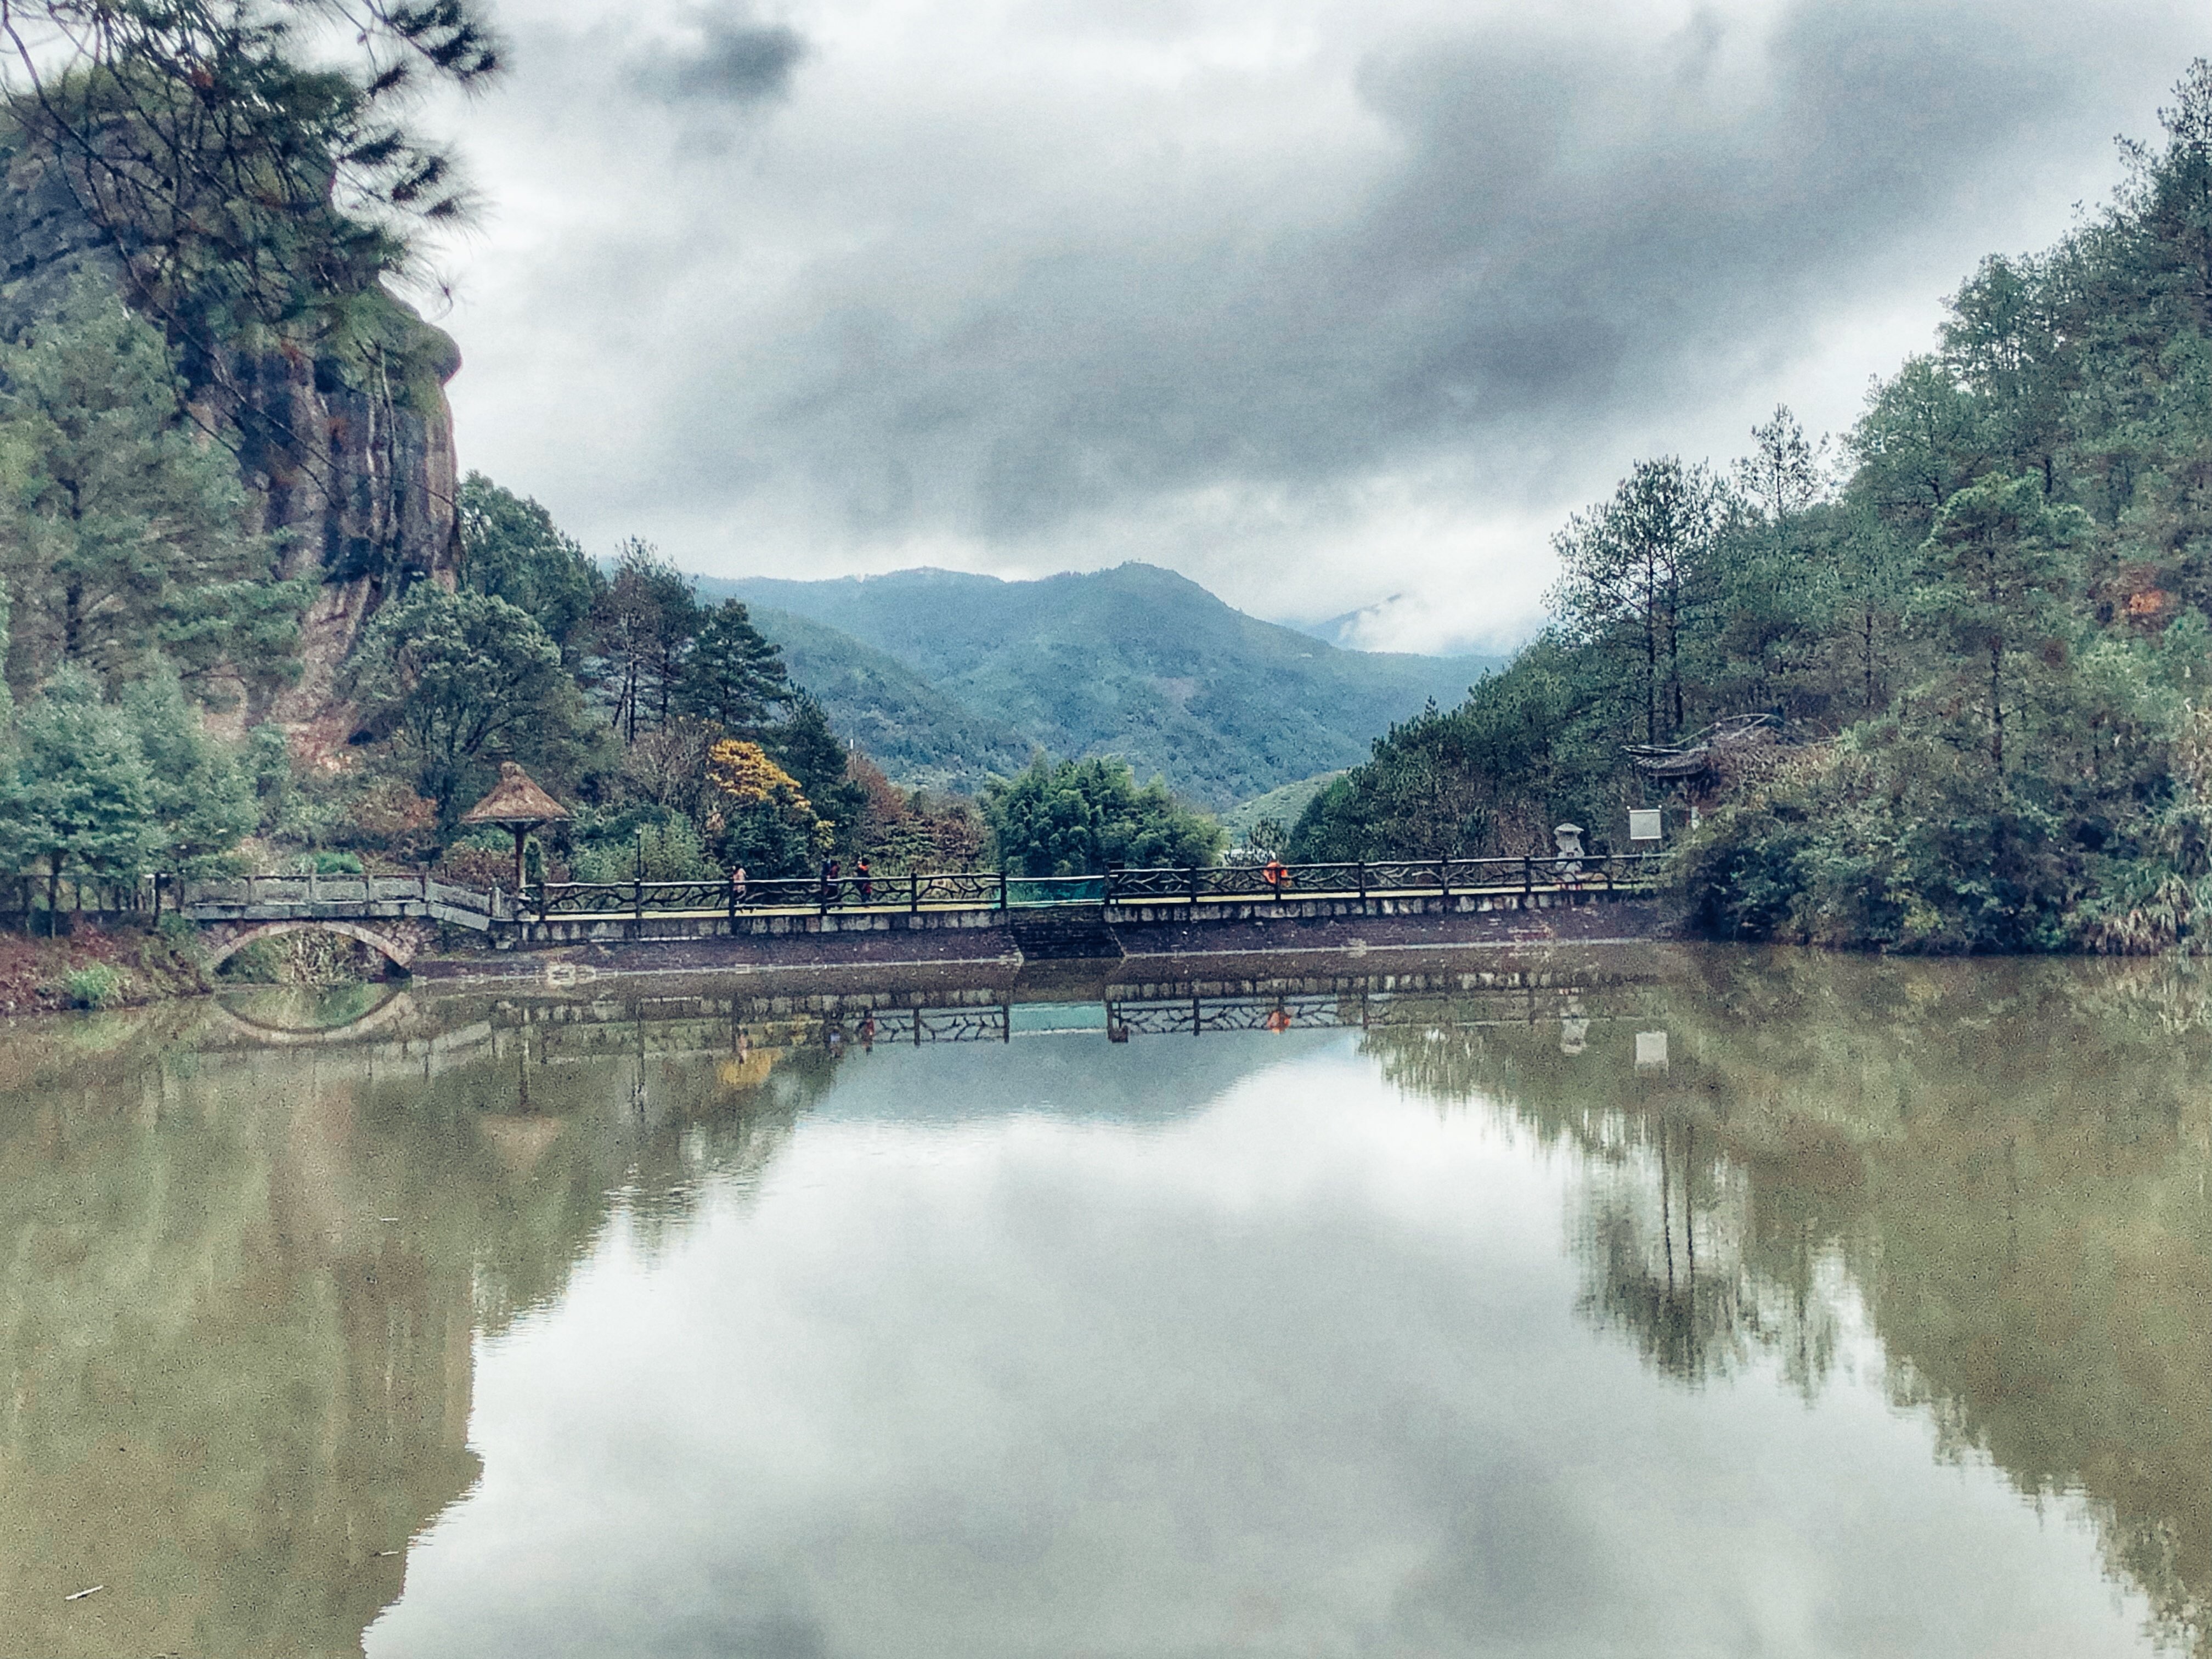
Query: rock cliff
0 133 462 744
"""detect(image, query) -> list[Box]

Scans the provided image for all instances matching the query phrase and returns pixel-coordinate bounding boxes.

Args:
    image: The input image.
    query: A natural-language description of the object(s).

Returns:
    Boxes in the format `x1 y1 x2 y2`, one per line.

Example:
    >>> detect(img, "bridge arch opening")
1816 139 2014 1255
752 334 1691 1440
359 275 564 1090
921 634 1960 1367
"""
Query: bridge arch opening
204 919 417 979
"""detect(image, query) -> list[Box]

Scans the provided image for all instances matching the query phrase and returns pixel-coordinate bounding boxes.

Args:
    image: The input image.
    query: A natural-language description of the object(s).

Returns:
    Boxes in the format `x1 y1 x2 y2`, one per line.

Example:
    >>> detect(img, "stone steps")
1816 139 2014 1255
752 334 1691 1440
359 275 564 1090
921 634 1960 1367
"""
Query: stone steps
1007 905 1125 962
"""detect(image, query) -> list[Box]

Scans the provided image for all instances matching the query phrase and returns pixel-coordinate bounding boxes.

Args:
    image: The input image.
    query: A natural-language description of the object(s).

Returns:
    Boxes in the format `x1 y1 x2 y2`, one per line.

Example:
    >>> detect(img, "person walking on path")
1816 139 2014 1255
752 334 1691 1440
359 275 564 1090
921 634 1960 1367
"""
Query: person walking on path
857 858 873 901
1263 857 1290 900
820 857 840 904
729 864 748 906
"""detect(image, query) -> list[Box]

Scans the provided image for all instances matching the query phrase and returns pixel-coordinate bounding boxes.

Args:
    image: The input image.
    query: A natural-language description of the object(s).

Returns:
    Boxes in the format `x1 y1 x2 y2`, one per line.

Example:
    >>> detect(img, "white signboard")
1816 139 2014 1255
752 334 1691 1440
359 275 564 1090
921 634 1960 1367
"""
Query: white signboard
1628 809 1663 842
1635 1030 1670 1071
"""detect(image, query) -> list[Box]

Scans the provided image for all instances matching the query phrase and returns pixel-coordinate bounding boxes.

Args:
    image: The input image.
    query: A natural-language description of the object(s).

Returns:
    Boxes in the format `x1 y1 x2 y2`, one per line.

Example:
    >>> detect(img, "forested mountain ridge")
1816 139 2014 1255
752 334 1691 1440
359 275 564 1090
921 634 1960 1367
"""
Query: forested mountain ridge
740 605 1034 792
700 563 1501 809
1296 59 2212 955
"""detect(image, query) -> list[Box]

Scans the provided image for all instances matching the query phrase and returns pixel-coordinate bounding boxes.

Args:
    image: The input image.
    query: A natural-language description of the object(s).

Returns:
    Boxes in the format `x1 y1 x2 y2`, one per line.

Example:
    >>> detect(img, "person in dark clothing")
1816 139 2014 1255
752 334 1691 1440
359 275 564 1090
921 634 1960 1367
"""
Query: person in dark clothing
820 857 840 902
857 858 873 901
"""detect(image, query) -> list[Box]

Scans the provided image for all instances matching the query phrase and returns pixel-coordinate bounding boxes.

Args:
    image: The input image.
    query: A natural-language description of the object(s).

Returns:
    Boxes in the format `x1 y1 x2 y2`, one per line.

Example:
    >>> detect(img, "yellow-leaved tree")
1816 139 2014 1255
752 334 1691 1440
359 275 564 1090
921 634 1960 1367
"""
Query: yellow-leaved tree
706 740 827 875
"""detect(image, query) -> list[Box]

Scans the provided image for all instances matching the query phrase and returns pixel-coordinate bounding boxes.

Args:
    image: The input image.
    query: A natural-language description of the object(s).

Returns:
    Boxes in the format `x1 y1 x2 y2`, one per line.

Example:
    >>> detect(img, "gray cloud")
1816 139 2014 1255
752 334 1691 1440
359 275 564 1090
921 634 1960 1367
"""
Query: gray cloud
443 0 2200 648
657 14 807 104
712 4 2125 526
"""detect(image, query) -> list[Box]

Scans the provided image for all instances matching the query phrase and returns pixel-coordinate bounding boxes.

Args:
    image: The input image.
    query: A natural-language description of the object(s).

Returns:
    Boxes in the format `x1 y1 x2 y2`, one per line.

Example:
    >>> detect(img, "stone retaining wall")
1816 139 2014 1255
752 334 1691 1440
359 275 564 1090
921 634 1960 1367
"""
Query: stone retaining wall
420 890 1676 981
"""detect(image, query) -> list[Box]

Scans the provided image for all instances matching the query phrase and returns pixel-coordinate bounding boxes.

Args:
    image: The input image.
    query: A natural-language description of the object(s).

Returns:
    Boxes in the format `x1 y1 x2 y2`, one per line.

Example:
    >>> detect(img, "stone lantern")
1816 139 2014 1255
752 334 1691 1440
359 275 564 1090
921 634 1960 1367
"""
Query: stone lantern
1552 822 1585 879
461 763 572 893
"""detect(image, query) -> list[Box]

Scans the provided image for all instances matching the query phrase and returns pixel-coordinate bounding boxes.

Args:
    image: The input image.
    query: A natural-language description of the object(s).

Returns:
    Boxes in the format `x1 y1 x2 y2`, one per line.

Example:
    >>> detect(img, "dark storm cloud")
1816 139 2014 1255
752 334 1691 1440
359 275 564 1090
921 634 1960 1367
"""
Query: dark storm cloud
648 0 2178 540
639 8 807 105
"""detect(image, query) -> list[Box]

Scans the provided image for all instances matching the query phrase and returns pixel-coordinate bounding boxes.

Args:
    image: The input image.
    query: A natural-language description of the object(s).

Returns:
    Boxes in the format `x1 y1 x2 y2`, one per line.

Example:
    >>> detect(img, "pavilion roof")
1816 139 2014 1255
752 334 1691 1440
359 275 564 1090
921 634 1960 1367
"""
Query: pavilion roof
460 762 572 826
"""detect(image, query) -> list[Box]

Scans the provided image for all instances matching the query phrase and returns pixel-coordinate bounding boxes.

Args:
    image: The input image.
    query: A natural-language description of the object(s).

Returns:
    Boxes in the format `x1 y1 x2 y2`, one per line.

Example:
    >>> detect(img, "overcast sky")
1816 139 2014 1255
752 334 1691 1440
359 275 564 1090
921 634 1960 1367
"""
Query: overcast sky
429 0 2204 653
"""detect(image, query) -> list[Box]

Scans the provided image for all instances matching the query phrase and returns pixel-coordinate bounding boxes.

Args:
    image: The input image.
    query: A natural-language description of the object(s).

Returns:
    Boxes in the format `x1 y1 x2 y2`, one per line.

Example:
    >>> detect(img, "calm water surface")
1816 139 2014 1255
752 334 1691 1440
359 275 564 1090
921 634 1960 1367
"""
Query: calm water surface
1 949 2205 1657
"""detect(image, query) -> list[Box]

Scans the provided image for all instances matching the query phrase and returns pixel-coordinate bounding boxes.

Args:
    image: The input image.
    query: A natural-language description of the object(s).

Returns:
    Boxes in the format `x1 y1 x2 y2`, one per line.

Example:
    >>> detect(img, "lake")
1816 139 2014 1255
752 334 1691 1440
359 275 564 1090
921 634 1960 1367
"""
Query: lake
1 947 2204 1657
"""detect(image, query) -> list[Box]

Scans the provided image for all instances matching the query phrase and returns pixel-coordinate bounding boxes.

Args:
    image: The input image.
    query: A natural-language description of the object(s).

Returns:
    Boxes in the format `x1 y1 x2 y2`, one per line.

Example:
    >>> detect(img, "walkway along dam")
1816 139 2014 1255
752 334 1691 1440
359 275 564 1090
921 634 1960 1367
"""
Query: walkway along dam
177 853 1672 975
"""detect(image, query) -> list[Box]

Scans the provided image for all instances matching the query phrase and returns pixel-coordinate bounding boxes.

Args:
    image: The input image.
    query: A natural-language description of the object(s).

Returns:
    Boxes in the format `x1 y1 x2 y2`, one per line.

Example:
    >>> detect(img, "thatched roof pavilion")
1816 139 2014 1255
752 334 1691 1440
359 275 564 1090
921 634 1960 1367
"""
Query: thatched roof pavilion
461 763 571 889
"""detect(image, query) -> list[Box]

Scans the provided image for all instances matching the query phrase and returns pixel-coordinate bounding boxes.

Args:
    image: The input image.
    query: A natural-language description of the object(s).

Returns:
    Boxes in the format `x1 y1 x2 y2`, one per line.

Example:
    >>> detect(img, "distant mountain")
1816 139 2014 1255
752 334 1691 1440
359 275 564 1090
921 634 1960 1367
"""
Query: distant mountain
744 606 1034 793
1292 604 1400 651
1219 771 1345 846
698 563 1500 809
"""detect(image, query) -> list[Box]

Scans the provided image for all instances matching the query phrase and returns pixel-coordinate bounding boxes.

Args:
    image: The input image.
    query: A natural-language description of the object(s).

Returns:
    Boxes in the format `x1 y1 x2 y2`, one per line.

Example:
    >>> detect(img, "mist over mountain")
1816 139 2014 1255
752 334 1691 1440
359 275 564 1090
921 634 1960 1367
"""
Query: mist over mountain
696 564 1500 809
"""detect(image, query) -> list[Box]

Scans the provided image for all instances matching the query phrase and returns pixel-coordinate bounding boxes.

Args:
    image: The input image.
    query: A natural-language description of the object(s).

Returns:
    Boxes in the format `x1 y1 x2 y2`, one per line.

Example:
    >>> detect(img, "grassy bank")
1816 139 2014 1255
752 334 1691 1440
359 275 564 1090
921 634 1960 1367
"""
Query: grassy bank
0 919 218 1015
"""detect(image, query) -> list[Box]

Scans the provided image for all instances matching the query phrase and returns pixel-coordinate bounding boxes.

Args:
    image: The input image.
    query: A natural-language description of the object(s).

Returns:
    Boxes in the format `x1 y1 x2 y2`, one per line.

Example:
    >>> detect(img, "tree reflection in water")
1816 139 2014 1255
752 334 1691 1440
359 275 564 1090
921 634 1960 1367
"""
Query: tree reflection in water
1364 949 2212 1656
1 956 2206 1655
0 997 845 1659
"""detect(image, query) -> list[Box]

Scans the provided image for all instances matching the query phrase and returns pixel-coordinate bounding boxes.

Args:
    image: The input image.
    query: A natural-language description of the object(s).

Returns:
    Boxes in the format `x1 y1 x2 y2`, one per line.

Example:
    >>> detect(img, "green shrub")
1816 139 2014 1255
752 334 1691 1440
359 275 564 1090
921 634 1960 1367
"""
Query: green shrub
1677 727 2081 953
291 850 364 874
62 964 128 1009
572 814 721 883
983 755 1222 876
218 938 285 982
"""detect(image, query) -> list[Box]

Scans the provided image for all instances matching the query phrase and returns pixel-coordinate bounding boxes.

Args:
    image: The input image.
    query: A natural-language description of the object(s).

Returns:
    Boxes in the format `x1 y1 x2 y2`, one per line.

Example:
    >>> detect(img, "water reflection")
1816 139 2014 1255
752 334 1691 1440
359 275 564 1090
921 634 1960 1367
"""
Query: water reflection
1364 950 2212 1652
0 991 836 1657
0 950 2203 1655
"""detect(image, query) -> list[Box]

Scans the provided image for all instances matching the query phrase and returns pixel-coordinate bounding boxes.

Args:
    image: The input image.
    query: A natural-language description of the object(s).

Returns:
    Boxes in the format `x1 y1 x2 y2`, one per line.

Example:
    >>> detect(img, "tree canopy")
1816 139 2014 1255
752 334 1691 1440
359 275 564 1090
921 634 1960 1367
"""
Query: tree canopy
0 284 305 703
346 582 596 823
1296 58 2212 953
985 755 1222 876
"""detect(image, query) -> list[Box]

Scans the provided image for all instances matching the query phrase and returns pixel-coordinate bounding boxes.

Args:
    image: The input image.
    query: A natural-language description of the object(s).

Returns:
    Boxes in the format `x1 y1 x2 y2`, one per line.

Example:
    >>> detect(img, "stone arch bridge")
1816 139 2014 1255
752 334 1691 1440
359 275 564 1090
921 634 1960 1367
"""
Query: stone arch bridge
181 874 497 973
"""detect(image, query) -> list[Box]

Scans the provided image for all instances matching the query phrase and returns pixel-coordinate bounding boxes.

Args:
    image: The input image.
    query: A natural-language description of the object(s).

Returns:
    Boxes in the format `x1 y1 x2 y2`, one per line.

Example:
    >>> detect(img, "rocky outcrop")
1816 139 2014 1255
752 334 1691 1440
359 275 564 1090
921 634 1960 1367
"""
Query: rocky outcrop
221 315 464 745
0 133 463 744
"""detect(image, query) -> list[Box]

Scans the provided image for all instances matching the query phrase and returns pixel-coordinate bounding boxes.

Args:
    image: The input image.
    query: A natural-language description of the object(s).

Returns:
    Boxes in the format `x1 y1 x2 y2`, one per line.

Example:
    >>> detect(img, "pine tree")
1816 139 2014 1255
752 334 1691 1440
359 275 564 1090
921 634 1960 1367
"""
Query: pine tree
0 284 306 703
679 600 789 733
121 671 256 875
1550 458 1722 746
1911 474 2091 780
459 474 602 659
590 541 698 744
1 669 156 919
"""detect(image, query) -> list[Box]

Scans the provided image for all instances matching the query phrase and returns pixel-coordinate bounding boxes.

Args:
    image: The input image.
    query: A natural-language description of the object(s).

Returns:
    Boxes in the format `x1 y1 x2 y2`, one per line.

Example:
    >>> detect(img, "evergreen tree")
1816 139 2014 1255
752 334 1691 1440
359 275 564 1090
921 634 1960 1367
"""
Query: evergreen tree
458 473 602 659
0 0 499 367
679 600 789 733
121 670 256 874
0 668 155 918
1910 473 2090 780
590 540 698 743
1550 458 1722 746
768 694 869 856
348 583 594 821
0 285 307 702
1849 354 1991 533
